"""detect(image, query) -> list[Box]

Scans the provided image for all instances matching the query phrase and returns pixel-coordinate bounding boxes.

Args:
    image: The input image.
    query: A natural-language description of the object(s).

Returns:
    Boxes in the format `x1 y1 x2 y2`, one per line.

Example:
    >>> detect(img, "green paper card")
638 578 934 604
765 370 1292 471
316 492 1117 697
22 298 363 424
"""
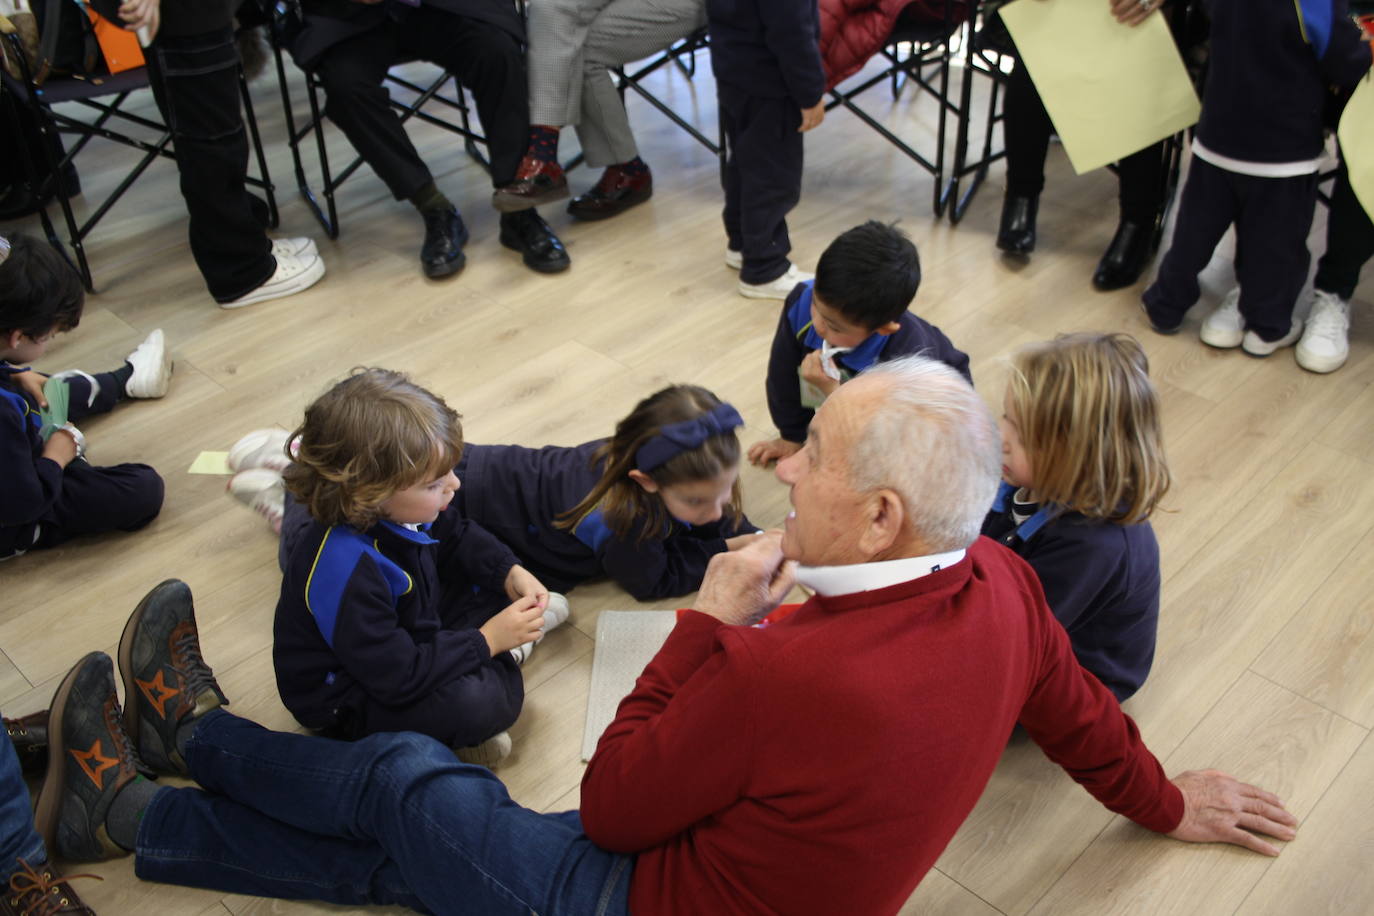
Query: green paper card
38 375 70 440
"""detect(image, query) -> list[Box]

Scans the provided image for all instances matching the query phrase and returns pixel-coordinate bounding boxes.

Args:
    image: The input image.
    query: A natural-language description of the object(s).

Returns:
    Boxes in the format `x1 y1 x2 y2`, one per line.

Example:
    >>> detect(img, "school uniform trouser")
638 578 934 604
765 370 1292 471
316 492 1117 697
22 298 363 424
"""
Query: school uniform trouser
527 0 705 168
311 6 528 198
1003 55 1165 223
719 83 802 285
1314 157 1374 300
144 5 277 304
135 710 635 915
0 710 45 873
1143 158 1317 342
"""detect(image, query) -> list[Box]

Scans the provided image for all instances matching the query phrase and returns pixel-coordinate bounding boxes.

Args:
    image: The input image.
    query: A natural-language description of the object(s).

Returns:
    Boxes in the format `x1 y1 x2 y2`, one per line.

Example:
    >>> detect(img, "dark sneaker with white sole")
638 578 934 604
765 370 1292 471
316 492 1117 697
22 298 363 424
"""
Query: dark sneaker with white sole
118 579 227 777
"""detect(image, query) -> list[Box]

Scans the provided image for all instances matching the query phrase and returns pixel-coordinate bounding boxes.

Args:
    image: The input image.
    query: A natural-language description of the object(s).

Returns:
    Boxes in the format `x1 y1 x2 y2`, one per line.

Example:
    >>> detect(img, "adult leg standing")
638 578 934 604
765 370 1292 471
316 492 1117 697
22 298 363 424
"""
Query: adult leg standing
144 2 324 308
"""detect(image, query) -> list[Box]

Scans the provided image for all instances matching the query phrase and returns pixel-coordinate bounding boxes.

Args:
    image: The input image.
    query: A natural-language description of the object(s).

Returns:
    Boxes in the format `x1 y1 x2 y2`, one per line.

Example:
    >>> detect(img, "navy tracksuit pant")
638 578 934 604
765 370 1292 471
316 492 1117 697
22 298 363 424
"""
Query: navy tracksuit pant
719 82 803 285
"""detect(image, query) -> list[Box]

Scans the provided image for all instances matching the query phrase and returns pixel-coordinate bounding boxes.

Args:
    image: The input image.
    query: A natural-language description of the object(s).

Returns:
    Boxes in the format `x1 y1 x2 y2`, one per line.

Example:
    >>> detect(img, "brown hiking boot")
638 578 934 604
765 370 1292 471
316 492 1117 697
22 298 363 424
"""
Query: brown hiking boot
2 858 99 915
5 712 48 777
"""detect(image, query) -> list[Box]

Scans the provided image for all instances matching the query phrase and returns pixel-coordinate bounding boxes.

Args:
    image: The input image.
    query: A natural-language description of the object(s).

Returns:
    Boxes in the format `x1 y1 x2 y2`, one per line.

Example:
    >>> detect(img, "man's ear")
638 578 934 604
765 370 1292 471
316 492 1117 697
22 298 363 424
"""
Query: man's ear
627 469 660 494
856 488 905 558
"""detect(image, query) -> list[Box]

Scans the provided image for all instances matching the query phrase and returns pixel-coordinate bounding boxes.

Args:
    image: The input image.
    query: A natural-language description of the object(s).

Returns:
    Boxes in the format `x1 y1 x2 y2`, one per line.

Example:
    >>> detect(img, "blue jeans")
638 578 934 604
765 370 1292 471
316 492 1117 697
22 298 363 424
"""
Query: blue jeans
0 712 45 871
134 711 633 915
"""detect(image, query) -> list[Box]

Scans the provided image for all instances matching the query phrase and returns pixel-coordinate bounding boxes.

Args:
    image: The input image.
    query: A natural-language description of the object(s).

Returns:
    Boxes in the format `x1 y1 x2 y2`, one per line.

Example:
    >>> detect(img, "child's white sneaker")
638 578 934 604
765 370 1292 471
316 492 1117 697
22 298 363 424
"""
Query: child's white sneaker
739 263 813 300
455 731 512 768
124 329 172 399
220 252 325 309
1242 318 1303 357
228 428 293 472
1199 289 1244 349
1295 289 1350 374
270 237 318 260
724 248 742 270
541 592 570 634
228 468 286 534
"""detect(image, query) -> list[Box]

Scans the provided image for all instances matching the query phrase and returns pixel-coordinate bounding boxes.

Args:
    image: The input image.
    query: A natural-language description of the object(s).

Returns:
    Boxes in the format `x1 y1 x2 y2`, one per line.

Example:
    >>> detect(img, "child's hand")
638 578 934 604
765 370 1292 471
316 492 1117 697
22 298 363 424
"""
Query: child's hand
14 368 49 408
798 101 826 132
479 595 546 657
504 564 549 608
799 352 841 396
41 427 79 467
747 438 802 467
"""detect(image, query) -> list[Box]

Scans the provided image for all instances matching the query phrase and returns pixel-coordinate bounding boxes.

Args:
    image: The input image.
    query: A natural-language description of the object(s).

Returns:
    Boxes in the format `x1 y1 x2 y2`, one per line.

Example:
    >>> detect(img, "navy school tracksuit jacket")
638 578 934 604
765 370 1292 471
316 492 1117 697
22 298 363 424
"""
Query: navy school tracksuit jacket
457 441 758 602
981 483 1161 702
766 280 972 443
273 508 519 731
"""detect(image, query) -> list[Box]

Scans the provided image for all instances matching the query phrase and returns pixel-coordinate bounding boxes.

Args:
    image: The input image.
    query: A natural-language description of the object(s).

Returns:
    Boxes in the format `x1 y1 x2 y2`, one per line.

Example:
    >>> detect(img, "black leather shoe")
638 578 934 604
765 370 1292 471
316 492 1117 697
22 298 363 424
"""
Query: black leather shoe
5 711 49 776
420 206 469 279
1092 219 1156 291
499 210 571 274
996 193 1038 255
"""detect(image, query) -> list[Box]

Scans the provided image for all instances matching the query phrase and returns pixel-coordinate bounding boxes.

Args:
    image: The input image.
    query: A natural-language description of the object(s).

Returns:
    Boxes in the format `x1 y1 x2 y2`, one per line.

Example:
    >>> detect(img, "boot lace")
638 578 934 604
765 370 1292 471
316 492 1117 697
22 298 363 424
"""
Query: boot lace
7 859 100 916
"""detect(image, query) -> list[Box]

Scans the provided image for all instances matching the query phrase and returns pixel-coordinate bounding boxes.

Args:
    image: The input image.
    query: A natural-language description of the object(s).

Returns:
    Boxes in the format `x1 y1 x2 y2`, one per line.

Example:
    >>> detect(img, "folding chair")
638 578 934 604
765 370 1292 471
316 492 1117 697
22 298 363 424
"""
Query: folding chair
943 0 1010 224
822 1 970 217
268 2 490 240
1 31 277 291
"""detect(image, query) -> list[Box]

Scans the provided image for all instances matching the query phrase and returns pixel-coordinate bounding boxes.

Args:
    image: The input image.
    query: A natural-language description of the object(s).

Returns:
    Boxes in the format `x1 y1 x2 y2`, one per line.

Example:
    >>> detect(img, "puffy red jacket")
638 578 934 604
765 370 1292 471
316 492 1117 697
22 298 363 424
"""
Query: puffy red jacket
820 0 968 89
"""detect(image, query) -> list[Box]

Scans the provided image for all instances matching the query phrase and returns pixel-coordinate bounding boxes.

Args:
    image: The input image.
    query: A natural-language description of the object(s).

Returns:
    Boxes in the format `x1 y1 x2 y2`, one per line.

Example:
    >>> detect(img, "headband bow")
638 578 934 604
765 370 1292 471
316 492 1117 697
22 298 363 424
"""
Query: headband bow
634 403 744 472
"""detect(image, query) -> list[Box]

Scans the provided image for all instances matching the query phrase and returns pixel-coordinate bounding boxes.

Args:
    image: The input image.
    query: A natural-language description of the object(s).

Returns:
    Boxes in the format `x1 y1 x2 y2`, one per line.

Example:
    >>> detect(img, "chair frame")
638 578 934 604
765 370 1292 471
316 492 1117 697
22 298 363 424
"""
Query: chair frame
2 32 278 291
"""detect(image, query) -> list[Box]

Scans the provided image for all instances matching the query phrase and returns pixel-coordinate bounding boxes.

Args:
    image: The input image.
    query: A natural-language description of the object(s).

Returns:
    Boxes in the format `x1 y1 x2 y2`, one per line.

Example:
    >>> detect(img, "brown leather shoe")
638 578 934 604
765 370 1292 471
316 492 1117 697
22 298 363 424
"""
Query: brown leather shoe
5 711 48 777
491 155 569 212
567 165 653 221
2 859 98 915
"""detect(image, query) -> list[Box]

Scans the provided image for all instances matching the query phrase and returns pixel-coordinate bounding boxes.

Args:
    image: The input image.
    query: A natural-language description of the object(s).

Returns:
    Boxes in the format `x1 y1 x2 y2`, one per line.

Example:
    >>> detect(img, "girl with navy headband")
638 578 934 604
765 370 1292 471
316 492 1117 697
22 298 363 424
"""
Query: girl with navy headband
455 385 762 601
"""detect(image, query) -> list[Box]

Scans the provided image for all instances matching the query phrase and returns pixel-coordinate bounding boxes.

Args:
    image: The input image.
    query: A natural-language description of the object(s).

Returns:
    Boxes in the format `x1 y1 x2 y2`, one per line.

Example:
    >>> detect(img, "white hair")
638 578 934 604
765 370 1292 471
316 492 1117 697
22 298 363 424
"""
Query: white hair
847 356 1001 551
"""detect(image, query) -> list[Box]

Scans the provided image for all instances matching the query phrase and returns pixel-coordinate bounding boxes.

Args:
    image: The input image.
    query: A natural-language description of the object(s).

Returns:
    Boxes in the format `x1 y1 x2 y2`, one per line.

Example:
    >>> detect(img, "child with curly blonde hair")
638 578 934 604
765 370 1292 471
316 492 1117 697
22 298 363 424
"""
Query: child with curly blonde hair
271 368 567 766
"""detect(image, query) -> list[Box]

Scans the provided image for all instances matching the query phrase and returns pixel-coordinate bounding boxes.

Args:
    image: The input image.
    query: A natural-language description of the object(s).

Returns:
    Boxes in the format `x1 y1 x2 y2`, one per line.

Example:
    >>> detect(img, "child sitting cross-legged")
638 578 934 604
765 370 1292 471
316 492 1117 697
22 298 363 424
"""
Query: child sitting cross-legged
272 368 569 767
748 221 971 466
0 233 171 560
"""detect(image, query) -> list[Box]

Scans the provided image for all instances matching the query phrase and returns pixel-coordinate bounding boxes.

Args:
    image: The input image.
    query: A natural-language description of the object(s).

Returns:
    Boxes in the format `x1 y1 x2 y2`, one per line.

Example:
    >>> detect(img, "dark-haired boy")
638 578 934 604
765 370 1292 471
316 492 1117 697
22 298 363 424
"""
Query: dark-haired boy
0 234 170 559
748 222 971 465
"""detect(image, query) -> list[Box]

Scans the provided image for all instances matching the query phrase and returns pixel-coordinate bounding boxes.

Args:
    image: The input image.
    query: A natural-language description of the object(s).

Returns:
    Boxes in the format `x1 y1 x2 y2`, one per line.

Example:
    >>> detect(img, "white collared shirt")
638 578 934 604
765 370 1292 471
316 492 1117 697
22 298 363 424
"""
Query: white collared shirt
795 548 968 597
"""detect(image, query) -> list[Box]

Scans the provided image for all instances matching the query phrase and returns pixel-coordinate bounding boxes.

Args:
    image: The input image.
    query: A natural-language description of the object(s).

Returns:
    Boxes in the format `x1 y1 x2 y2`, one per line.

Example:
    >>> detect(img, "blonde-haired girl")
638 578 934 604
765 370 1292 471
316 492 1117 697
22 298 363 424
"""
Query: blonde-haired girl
982 333 1170 701
456 384 762 602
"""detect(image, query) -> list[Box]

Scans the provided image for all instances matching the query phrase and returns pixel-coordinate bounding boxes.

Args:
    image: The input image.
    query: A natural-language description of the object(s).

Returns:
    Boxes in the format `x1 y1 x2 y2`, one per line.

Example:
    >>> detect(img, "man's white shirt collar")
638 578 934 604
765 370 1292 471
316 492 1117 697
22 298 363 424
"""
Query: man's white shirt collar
795 549 968 597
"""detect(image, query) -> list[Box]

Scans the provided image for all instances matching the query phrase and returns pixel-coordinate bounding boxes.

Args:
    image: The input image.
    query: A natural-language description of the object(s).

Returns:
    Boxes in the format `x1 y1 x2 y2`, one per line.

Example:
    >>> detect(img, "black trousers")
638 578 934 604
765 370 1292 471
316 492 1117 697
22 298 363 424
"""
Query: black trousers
719 83 802 285
1003 55 1166 224
1143 158 1317 342
144 25 276 302
312 6 529 200
1314 157 1374 300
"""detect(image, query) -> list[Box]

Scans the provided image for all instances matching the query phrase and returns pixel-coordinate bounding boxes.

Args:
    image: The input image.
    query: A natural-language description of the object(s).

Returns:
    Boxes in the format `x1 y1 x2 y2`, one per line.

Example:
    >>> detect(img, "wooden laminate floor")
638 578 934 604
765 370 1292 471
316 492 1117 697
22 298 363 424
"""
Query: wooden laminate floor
1 50 1371 915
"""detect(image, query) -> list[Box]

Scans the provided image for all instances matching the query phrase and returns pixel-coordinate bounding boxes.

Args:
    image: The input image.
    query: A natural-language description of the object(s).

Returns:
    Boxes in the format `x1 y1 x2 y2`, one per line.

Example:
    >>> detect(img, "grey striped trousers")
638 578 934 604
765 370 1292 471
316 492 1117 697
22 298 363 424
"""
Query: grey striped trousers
527 0 706 168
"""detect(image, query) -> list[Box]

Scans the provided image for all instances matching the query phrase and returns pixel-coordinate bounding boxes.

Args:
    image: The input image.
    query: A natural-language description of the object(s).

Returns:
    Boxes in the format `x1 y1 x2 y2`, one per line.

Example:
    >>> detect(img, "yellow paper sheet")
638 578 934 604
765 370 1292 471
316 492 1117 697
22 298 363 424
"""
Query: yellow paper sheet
188 451 233 475
1339 76 1374 222
1000 0 1200 175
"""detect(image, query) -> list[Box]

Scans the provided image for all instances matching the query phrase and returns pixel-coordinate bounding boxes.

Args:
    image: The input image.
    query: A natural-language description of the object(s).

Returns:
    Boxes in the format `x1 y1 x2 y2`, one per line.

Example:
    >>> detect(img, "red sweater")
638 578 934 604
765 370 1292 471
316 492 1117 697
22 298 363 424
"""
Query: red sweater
580 537 1184 915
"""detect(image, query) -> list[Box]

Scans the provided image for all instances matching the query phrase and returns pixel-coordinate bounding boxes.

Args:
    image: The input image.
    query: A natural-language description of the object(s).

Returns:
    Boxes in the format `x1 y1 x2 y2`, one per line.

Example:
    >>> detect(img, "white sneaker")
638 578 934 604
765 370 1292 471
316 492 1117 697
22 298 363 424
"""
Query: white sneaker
1242 318 1304 357
228 428 293 472
739 263 813 300
1295 289 1350 374
220 252 325 309
270 237 318 260
228 468 286 534
1199 288 1244 349
541 592 570 634
455 731 513 768
724 248 742 270
124 329 172 398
